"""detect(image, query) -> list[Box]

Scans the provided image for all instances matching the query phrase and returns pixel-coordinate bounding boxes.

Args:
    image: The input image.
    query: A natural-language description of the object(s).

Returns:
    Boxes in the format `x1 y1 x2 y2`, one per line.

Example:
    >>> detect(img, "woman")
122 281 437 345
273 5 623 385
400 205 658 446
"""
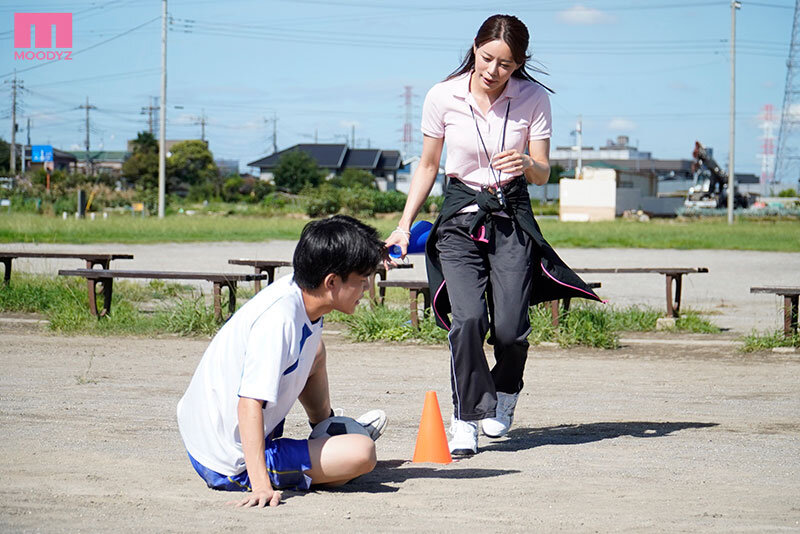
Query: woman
386 14 600 456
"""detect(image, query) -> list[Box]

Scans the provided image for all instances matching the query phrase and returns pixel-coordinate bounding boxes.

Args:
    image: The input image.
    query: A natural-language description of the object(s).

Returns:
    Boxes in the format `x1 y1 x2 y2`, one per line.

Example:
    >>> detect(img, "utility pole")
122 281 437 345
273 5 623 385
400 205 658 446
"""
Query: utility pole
199 109 206 141
576 116 583 179
9 73 21 175
141 96 158 134
728 0 741 224
78 96 97 176
158 0 167 218
24 117 30 173
350 124 355 148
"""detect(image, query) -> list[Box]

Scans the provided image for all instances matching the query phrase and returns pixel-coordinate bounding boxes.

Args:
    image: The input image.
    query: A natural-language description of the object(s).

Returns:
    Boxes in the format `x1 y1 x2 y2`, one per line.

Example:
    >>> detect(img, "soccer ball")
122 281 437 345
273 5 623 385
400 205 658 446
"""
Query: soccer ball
309 416 370 440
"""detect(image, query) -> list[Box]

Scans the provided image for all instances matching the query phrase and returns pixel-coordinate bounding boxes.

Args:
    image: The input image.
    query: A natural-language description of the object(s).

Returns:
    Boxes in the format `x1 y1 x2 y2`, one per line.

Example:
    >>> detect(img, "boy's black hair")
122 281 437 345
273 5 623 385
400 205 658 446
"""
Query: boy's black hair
293 215 385 290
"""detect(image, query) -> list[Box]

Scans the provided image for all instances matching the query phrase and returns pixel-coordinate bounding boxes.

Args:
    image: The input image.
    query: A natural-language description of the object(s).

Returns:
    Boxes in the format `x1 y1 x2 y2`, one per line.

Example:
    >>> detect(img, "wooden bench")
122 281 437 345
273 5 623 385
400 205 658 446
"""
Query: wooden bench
377 280 430 327
750 286 800 337
58 269 268 322
228 259 414 305
377 279 600 329
0 251 133 285
573 267 708 317
228 259 292 292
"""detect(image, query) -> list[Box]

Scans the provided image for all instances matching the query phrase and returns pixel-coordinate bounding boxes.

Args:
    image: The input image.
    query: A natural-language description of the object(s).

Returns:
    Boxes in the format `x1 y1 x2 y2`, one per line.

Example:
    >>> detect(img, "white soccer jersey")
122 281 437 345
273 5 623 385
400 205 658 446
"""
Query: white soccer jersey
177 275 323 476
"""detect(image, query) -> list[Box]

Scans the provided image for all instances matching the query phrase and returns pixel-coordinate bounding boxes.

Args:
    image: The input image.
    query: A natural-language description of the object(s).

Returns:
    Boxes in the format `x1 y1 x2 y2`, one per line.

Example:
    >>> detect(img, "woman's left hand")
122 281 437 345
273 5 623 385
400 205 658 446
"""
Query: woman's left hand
491 149 530 175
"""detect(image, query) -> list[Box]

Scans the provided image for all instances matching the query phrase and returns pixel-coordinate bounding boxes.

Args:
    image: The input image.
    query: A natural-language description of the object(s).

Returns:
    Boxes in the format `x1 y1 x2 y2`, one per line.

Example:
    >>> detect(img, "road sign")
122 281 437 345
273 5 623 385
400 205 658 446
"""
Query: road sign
31 145 53 162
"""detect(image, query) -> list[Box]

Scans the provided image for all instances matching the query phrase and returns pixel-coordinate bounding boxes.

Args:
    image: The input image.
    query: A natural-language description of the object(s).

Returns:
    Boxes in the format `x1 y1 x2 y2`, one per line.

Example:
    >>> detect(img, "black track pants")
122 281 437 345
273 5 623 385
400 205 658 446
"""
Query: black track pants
436 213 534 421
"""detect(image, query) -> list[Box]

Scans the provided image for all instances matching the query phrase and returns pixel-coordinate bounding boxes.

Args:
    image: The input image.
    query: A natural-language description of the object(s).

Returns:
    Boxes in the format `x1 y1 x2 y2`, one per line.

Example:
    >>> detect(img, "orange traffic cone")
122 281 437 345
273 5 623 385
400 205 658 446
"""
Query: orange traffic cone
412 391 452 464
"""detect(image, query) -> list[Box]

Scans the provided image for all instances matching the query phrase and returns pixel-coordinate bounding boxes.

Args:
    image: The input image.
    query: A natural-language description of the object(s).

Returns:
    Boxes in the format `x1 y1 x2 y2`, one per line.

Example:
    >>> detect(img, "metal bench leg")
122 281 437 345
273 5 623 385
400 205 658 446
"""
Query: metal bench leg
784 295 799 337
666 274 683 318
549 300 560 327
409 288 420 328
227 282 237 318
1 258 11 286
212 281 237 322
88 278 112 318
378 270 387 306
253 269 262 293
368 273 377 308
85 260 110 304
213 283 223 322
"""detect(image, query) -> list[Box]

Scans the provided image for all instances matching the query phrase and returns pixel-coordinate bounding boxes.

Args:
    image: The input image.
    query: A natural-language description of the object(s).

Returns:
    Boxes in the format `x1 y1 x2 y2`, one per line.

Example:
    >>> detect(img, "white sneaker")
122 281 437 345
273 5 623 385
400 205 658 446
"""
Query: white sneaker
449 417 478 456
481 392 519 438
356 409 387 441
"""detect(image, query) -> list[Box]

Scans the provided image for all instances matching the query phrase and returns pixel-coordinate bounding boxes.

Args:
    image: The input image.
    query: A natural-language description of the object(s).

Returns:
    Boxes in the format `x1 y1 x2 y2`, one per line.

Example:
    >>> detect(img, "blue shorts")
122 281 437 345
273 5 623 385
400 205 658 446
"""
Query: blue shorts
187 429 312 492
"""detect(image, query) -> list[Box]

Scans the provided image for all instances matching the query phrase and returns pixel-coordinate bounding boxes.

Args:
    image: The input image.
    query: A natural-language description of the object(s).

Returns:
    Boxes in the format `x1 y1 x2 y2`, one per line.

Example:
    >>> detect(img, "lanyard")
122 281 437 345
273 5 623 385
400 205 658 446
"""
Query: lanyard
469 99 511 199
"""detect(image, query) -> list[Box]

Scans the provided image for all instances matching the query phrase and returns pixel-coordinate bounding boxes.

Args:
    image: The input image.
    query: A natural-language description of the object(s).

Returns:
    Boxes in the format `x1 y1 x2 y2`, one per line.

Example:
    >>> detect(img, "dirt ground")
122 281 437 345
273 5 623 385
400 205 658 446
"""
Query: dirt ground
1 320 798 533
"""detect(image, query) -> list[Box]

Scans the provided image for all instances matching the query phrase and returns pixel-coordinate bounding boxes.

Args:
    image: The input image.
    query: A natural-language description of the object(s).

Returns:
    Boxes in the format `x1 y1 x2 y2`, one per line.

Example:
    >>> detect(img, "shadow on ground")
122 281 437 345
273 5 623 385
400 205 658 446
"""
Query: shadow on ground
482 421 719 453
333 460 519 493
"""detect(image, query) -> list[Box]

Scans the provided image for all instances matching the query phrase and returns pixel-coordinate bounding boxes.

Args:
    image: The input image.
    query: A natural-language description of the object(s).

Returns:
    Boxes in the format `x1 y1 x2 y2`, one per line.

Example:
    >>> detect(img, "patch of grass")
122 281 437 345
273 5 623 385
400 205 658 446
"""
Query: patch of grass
328 307 449 345
155 293 219 337
328 301 716 349
673 310 721 333
740 330 800 352
0 272 85 313
2 272 226 337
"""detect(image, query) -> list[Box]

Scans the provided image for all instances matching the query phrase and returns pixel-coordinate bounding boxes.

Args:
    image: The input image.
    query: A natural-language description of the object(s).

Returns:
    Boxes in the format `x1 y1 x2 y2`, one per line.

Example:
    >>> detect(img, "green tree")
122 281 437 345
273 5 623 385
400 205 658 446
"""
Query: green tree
131 131 158 154
273 150 324 194
122 151 158 190
167 140 219 195
0 138 21 173
122 131 159 190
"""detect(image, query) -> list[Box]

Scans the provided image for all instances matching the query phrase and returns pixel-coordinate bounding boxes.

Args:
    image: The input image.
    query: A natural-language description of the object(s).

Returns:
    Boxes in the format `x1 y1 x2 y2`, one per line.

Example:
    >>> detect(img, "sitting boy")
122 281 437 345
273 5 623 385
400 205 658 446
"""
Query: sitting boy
177 215 386 507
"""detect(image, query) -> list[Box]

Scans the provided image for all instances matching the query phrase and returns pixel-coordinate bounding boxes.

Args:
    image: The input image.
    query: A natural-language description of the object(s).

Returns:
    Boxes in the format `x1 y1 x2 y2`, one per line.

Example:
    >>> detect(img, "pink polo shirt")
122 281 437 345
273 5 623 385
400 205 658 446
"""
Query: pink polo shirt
421 72 551 191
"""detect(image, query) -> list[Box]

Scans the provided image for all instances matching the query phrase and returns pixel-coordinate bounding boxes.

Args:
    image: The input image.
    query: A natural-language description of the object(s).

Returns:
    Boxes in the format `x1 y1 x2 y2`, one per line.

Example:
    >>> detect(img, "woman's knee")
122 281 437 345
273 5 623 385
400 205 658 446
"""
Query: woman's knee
492 322 531 348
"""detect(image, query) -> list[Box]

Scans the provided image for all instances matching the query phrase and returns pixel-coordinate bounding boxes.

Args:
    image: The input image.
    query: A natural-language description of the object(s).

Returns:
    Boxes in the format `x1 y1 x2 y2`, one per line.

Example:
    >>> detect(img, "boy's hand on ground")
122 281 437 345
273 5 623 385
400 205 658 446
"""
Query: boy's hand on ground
228 488 282 508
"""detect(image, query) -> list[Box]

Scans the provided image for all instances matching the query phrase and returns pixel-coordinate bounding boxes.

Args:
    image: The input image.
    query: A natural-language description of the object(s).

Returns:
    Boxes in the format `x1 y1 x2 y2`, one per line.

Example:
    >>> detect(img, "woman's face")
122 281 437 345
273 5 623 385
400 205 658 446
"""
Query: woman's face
472 38 520 95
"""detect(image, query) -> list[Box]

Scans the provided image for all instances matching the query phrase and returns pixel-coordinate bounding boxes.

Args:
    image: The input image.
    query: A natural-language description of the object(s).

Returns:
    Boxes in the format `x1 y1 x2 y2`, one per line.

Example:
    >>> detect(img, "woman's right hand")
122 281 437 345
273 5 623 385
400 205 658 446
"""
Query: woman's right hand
383 228 410 268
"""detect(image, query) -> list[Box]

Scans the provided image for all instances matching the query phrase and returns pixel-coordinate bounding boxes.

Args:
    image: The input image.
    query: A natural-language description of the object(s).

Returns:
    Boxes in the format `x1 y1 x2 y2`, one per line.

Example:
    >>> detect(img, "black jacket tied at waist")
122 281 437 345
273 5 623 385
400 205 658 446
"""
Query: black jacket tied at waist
425 177 602 330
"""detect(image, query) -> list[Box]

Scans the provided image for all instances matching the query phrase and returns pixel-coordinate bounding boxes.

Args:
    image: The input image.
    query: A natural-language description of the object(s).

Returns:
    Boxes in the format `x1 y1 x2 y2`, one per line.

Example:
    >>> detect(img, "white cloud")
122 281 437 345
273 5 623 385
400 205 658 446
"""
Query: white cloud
557 5 615 25
609 118 636 131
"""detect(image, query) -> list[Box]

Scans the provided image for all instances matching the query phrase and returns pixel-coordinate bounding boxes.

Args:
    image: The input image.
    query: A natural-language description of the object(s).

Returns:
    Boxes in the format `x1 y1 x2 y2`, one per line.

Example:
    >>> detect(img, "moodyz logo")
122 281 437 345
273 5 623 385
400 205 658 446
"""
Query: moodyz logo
14 12 73 61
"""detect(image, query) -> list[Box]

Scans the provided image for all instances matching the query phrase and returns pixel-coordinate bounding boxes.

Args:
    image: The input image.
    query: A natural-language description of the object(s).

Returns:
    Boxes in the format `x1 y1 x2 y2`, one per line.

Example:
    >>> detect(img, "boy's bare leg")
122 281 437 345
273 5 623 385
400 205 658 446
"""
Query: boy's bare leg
298 340 333 425
305 434 377 486
299 340 377 485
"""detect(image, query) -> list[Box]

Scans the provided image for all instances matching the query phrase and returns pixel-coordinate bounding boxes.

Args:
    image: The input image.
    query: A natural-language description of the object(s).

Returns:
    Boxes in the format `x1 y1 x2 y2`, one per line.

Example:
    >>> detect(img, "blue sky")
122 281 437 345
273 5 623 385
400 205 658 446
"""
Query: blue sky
0 1 795 185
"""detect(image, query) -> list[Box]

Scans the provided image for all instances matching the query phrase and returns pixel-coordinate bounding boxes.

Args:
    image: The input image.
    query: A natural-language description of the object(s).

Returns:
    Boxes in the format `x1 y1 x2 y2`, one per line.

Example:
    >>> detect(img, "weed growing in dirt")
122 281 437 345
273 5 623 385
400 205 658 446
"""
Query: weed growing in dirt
327 301 716 349
673 311 721 333
155 294 219 337
740 330 799 352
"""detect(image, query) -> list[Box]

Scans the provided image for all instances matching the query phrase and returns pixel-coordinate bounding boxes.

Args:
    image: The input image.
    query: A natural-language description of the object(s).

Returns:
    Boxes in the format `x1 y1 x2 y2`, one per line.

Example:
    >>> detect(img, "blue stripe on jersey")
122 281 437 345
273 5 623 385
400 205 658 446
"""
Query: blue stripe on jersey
299 324 313 353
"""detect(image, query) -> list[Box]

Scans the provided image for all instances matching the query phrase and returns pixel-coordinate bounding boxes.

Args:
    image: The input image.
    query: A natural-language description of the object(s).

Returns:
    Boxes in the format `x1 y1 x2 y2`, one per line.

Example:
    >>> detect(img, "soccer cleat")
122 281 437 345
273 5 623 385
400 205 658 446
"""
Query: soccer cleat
448 417 478 456
481 391 519 438
356 409 387 441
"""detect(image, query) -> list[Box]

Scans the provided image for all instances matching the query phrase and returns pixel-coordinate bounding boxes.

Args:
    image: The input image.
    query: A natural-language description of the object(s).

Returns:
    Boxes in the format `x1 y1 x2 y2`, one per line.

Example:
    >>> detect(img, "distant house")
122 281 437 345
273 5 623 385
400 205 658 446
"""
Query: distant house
23 146 76 172
248 144 403 191
68 151 130 177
